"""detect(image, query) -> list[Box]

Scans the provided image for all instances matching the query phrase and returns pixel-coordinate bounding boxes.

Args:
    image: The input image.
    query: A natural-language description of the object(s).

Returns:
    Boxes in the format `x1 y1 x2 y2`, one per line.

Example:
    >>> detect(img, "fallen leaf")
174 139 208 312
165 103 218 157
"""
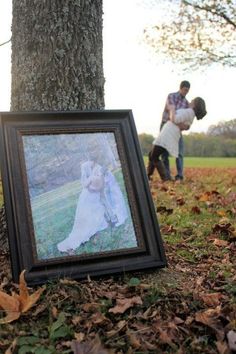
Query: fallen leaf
215 340 230 354
195 308 224 340
71 334 114 354
200 292 222 307
191 206 201 214
176 197 185 205
0 270 45 324
17 270 45 313
156 206 173 215
199 192 211 202
217 210 227 217
159 329 175 348
213 238 229 247
74 332 85 342
127 331 141 349
106 320 127 338
83 302 100 312
109 296 143 314
161 224 177 235
4 338 17 354
0 291 20 324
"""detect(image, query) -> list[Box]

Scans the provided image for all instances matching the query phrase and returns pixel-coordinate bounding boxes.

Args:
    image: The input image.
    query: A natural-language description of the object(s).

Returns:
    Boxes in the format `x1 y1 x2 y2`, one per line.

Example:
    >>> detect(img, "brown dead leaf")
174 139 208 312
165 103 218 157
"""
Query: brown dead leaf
0 291 20 324
72 316 83 326
199 192 211 202
4 339 17 354
161 224 177 235
159 329 175 348
213 239 229 247
200 292 222 307
108 296 142 314
71 334 114 354
217 210 227 217
90 312 110 325
176 197 185 205
17 270 45 313
106 320 127 337
216 340 230 354
195 308 224 340
0 270 45 324
127 331 141 349
74 332 85 342
83 302 100 312
51 306 58 319
156 206 173 215
191 206 201 214
212 222 234 235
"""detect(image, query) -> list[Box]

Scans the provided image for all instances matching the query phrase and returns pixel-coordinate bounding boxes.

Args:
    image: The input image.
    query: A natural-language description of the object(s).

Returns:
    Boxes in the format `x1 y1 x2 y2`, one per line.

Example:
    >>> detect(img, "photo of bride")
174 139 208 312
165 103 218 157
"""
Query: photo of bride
57 146 129 254
23 131 138 260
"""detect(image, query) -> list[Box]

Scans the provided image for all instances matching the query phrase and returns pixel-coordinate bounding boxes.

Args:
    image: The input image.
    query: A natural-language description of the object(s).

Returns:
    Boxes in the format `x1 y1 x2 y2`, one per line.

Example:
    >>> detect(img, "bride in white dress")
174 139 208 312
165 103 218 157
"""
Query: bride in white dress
57 152 128 253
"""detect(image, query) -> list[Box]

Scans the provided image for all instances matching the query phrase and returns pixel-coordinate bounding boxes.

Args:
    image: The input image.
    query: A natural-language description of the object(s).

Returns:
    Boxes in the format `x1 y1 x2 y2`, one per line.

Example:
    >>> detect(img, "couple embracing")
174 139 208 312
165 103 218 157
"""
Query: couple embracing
147 81 207 182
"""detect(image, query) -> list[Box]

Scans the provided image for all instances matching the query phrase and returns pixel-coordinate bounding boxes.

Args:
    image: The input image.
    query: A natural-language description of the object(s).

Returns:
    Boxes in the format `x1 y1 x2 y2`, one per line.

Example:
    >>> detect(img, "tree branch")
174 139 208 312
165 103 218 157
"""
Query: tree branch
182 0 236 28
0 38 12 47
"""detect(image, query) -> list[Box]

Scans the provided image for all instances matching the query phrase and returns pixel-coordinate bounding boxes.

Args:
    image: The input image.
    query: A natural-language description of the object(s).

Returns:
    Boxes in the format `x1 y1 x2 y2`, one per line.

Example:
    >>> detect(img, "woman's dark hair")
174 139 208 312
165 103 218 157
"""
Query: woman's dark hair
193 97 207 120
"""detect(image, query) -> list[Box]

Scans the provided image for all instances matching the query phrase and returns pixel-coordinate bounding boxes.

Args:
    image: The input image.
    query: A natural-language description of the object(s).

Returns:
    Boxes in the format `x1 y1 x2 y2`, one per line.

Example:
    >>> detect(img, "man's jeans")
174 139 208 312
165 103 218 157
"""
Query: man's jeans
162 135 184 180
175 135 184 180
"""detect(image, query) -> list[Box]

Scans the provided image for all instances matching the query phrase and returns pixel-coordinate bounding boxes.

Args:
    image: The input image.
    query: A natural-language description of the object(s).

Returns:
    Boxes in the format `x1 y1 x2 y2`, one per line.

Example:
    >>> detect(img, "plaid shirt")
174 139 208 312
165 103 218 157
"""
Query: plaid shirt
161 91 189 124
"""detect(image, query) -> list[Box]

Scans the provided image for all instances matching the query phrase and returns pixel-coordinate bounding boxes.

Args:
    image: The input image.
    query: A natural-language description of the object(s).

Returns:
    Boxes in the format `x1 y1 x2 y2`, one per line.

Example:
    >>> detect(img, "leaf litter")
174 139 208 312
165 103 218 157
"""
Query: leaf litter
0 167 236 353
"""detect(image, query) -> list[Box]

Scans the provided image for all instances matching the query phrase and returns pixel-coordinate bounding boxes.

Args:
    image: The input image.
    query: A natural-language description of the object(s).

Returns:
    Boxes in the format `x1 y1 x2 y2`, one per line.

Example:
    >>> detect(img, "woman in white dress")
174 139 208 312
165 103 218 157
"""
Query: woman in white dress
148 97 207 181
57 150 128 253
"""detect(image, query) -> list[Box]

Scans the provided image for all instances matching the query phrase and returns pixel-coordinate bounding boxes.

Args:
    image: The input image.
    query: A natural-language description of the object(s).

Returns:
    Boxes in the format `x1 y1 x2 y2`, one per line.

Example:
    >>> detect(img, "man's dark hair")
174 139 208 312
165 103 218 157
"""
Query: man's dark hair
180 80 191 89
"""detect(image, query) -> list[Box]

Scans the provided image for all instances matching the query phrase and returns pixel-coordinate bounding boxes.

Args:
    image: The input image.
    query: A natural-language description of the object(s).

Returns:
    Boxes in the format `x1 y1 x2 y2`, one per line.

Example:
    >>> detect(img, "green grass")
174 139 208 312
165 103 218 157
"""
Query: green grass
170 157 236 168
143 156 236 168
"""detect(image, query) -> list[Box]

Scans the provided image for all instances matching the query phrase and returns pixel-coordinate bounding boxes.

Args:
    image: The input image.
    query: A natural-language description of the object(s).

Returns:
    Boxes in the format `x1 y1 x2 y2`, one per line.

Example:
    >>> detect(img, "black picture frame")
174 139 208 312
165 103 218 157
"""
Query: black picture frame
0 110 166 285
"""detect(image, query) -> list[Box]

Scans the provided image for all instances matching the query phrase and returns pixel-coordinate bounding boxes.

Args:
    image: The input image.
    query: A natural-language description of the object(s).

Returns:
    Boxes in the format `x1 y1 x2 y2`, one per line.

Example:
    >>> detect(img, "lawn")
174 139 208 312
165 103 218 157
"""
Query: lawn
169 156 236 168
143 156 236 168
0 165 236 353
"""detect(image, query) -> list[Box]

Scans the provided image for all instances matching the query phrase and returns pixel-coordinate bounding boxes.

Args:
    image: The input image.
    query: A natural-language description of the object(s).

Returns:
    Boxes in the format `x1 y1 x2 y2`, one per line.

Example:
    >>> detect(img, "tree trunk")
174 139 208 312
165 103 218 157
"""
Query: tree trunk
0 0 104 253
11 0 104 110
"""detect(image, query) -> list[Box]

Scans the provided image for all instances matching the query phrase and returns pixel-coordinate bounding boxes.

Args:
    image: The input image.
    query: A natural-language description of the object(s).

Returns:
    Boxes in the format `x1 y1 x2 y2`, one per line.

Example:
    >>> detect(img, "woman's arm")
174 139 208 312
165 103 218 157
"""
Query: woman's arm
166 102 176 122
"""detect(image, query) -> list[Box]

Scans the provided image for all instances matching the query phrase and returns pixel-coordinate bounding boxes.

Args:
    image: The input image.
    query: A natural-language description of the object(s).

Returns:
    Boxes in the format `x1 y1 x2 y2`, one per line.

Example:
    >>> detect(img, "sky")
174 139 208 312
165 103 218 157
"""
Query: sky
1 1 235 136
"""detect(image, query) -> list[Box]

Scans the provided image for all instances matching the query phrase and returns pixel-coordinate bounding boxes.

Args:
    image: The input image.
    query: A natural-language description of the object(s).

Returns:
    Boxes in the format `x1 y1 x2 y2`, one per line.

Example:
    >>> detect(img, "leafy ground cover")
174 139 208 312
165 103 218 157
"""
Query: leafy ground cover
0 167 236 353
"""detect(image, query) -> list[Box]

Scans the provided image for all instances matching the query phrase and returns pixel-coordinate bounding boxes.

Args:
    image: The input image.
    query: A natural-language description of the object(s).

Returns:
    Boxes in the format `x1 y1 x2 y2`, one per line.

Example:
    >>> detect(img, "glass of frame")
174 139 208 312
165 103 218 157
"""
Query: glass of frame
0 110 167 285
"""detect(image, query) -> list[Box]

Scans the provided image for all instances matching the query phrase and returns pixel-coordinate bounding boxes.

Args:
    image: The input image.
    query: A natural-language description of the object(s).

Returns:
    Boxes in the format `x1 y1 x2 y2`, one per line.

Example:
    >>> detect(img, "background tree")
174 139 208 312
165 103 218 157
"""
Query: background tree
144 0 236 69
138 133 154 156
207 118 236 139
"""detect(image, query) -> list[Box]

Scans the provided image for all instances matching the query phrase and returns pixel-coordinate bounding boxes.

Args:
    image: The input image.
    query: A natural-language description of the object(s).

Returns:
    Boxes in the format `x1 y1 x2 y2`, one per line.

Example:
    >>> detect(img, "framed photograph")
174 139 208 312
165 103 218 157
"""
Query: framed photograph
0 110 166 285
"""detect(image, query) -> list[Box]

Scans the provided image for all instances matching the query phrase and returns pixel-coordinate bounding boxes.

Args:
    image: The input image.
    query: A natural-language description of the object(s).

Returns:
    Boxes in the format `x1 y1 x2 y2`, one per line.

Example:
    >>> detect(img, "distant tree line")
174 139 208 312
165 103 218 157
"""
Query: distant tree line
139 119 236 157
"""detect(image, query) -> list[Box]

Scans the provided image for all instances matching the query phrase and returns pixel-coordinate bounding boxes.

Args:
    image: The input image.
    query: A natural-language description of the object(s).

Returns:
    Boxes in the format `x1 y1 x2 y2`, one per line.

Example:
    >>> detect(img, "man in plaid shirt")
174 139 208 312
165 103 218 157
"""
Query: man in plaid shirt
160 80 190 181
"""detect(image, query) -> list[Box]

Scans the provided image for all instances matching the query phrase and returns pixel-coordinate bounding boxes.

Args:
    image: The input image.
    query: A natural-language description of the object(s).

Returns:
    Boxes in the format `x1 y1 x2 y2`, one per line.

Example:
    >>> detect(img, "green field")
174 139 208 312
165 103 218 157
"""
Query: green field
170 157 236 168
143 156 236 168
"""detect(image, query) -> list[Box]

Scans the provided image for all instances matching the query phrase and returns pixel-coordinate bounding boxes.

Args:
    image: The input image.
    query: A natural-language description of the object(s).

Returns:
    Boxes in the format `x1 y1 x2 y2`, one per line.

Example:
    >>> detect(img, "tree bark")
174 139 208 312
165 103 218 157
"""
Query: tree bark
11 0 104 111
1 0 104 253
